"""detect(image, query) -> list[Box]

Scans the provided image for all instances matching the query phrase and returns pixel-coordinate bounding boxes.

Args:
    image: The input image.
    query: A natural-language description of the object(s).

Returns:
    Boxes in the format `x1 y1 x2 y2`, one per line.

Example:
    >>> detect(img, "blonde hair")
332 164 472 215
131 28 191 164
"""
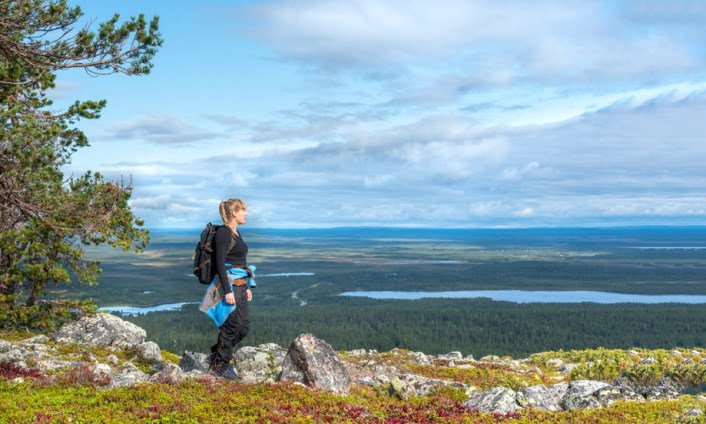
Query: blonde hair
219 198 247 223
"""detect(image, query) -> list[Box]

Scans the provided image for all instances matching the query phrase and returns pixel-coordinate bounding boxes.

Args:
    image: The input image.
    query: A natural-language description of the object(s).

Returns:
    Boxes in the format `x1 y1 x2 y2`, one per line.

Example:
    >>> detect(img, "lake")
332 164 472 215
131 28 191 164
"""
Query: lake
340 290 706 304
99 302 198 316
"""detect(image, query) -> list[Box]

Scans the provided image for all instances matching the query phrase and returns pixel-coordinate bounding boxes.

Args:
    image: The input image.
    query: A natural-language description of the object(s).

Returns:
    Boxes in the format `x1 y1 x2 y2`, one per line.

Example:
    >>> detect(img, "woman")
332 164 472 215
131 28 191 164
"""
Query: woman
208 198 253 378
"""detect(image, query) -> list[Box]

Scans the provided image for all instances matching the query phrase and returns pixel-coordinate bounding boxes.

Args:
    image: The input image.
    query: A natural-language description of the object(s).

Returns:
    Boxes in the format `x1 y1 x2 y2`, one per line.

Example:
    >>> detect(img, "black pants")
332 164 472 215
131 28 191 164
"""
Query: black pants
210 285 250 370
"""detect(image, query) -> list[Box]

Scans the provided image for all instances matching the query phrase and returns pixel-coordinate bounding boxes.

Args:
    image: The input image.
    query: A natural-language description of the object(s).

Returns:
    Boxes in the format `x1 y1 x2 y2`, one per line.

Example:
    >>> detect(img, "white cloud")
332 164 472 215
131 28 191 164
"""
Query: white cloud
237 0 705 83
106 115 220 145
104 89 706 228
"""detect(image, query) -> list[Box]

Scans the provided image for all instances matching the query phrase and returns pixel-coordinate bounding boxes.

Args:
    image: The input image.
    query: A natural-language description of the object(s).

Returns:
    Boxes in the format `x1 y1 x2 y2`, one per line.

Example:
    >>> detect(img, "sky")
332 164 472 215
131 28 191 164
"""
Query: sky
53 0 706 229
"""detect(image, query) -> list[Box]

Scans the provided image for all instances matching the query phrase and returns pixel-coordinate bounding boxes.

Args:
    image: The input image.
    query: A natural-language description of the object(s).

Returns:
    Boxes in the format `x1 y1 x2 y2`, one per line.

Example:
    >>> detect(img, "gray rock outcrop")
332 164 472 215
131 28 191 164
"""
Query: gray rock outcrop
595 386 644 406
149 363 186 384
387 373 476 399
437 351 463 361
110 362 149 388
562 380 611 410
233 343 287 384
55 313 146 348
137 341 162 362
518 383 567 411
179 351 211 373
279 333 351 394
464 387 521 413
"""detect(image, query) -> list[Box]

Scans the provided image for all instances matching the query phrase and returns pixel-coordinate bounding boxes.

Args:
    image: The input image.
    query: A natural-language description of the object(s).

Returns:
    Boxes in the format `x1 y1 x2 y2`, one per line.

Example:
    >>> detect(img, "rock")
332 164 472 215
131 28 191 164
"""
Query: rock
559 363 579 374
463 354 475 361
683 408 703 417
409 351 433 365
386 373 475 399
519 384 565 411
0 339 56 366
344 358 401 386
55 313 146 349
93 362 113 381
595 386 644 407
640 356 658 365
562 380 611 410
0 339 13 352
464 387 521 413
107 355 119 365
437 351 463 361
179 351 211 373
22 335 50 345
233 343 286 383
149 363 185 384
564 394 601 410
545 358 564 369
279 333 351 394
347 349 368 356
524 366 543 375
0 344 27 364
137 341 162 362
35 359 79 373
110 362 148 388
10 377 24 384
644 385 680 401
480 355 501 362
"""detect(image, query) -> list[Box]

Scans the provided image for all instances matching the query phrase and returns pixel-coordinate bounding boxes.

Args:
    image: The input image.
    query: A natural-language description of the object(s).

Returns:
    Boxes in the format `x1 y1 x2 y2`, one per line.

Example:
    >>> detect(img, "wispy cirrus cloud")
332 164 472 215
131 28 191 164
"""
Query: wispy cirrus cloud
235 0 704 84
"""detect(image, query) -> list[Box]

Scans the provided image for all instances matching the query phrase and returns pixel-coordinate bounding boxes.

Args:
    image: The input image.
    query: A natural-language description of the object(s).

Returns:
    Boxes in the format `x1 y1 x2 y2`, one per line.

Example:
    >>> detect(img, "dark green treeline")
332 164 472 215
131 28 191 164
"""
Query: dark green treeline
124 299 706 358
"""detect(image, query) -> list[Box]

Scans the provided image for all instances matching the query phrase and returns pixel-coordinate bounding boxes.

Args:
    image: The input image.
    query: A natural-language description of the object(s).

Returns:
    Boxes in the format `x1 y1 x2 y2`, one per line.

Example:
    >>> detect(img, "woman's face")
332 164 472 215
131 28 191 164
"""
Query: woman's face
233 208 248 225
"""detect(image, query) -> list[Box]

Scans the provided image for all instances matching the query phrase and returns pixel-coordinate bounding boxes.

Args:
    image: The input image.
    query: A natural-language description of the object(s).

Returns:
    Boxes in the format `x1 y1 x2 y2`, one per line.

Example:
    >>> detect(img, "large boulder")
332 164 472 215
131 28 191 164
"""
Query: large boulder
137 342 162 362
149 363 186 385
233 343 287 384
464 387 522 413
110 362 148 388
519 383 567 411
279 333 351 394
55 313 146 349
595 386 644 407
562 380 611 410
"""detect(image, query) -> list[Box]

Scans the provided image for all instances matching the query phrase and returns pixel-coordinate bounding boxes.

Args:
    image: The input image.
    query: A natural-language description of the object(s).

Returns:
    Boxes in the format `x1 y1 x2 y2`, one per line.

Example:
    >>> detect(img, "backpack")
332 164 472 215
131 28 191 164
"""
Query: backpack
193 223 235 285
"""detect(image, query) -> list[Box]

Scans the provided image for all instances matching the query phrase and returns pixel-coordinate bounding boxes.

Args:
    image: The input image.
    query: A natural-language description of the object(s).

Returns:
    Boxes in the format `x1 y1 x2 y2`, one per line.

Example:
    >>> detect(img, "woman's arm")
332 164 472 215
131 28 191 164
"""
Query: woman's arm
214 227 234 295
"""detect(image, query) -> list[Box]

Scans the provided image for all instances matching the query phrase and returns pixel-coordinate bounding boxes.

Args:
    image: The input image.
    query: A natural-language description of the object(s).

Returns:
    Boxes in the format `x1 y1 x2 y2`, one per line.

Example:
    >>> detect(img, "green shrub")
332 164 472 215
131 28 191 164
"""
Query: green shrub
0 296 96 332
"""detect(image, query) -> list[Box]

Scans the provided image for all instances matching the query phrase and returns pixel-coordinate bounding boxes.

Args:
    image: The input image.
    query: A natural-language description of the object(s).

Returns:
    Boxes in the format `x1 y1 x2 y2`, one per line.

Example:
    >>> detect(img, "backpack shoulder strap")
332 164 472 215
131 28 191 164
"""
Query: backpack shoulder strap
221 225 237 252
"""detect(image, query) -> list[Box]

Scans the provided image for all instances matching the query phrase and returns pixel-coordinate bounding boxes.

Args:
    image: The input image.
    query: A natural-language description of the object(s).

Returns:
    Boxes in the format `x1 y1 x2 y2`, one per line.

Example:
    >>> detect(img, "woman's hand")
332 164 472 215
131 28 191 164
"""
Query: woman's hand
225 293 235 305
246 289 253 302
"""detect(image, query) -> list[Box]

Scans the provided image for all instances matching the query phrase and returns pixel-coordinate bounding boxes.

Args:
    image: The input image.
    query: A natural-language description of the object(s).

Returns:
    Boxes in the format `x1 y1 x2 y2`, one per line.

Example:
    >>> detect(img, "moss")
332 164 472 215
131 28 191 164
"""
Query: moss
0 330 36 342
161 350 181 364
409 363 543 391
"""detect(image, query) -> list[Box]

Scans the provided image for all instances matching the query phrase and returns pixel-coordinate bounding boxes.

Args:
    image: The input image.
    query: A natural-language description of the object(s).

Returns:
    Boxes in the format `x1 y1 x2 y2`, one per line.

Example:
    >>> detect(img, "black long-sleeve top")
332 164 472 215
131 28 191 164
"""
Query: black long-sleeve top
214 226 248 294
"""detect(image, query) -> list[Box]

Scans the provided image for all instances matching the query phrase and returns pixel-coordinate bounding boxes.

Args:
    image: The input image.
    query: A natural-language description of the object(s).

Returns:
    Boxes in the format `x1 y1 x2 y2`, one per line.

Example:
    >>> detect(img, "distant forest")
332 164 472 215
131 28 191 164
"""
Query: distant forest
55 227 706 357
124 299 706 357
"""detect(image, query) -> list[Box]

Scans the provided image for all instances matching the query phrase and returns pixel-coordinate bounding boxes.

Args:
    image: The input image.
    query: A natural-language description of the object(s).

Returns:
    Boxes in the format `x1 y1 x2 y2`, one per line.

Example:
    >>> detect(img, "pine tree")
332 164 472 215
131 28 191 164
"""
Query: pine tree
0 0 162 322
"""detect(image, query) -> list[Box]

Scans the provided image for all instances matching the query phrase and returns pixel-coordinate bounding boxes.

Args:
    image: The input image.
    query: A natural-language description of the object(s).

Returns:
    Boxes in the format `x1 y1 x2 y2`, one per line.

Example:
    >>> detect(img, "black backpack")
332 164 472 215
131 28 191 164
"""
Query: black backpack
193 223 235 285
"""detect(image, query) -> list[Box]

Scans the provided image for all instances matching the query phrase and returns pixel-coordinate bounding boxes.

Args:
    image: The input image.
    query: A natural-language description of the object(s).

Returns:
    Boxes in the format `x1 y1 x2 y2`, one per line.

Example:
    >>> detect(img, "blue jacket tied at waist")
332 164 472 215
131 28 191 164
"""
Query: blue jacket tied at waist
199 264 256 327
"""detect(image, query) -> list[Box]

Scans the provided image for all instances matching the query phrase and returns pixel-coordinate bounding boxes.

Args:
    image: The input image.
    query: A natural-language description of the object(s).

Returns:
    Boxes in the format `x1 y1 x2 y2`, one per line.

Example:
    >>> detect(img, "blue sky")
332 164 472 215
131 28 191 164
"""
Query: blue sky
55 0 706 228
